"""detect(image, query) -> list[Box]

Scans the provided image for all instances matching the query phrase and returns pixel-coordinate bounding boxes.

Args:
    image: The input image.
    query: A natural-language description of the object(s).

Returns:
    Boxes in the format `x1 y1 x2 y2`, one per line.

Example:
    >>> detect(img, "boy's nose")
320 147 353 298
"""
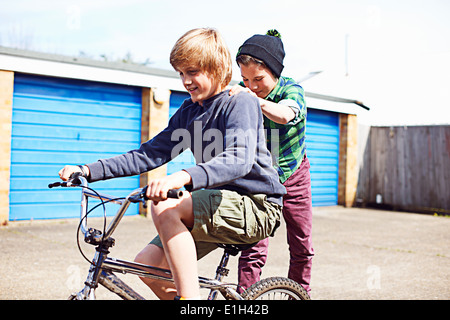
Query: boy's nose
184 77 192 85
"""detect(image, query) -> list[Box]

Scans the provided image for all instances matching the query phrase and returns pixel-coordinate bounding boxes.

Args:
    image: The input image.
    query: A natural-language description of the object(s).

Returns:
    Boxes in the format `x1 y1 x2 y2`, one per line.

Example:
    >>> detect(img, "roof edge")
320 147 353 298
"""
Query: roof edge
0 46 179 79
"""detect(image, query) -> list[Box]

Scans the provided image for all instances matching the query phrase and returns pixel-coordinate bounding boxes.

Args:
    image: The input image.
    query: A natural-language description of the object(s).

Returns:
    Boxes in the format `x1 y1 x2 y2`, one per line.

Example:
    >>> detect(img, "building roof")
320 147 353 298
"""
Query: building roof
0 46 368 115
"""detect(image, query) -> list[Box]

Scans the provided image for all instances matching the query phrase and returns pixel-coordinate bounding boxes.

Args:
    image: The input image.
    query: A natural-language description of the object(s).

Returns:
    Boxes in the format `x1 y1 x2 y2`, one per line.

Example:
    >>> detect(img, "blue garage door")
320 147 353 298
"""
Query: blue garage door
10 73 142 220
306 108 340 206
166 91 340 207
166 91 196 174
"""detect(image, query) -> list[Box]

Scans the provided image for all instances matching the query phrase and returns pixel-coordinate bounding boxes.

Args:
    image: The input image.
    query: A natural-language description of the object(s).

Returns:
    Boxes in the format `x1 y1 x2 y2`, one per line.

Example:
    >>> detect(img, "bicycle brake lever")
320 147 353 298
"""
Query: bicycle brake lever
68 172 83 185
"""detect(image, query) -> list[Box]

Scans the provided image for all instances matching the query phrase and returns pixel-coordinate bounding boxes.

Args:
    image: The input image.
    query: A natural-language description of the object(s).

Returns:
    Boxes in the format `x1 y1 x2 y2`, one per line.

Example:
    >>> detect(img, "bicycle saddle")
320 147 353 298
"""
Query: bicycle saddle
217 242 258 256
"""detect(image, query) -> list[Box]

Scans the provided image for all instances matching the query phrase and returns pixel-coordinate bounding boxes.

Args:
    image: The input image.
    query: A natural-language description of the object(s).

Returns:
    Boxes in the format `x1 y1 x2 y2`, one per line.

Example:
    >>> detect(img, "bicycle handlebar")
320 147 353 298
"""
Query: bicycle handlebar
128 185 183 203
48 173 183 201
48 172 84 188
48 173 183 239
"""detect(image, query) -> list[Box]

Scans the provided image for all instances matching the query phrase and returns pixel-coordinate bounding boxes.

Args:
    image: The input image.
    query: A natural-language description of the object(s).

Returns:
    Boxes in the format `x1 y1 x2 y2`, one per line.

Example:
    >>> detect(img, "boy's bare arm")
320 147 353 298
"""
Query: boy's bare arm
229 84 295 124
259 99 296 124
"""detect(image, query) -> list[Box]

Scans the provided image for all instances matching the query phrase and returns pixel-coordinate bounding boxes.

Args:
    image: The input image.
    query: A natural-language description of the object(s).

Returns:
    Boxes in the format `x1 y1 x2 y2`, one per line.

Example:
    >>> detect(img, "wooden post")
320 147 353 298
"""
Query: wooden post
338 114 358 207
139 88 171 216
0 71 14 224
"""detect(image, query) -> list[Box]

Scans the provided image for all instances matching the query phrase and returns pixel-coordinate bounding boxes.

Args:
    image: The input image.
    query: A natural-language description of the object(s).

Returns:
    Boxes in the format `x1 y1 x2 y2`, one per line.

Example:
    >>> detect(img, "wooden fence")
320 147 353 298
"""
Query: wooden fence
356 125 450 214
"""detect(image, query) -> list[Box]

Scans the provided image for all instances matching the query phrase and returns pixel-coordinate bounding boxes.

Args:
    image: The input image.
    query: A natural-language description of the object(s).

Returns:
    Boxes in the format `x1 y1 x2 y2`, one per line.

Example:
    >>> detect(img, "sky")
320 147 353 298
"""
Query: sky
1 0 449 126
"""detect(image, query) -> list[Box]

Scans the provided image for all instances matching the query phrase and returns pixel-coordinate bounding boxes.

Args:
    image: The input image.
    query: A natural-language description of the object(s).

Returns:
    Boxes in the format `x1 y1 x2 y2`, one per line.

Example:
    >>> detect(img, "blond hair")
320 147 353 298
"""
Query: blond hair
170 28 232 89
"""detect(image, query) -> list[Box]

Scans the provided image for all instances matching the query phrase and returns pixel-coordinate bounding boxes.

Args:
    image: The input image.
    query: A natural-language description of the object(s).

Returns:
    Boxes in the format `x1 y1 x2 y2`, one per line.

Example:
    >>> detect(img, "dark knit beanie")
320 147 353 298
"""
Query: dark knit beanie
236 29 285 78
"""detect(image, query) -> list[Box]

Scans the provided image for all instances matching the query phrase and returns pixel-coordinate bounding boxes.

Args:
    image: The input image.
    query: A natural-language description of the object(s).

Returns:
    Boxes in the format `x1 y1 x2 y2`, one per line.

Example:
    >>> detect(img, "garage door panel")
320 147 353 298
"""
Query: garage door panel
10 201 136 221
308 156 339 166
13 95 141 119
12 109 140 131
10 187 135 204
307 143 339 152
306 135 339 144
10 190 82 204
10 203 78 220
311 178 339 187
12 136 137 154
10 177 138 191
14 74 141 104
11 164 61 177
10 165 142 186
11 150 122 164
12 123 139 143
311 194 337 207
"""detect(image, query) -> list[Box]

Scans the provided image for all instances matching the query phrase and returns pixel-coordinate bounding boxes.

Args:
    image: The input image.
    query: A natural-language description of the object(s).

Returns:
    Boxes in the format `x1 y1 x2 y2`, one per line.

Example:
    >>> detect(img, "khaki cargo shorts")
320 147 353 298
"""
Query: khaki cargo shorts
150 189 281 259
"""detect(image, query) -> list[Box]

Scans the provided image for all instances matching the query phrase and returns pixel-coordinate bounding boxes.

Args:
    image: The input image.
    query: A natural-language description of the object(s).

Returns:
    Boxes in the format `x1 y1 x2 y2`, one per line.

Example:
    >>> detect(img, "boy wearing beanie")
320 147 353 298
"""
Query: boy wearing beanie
230 30 314 295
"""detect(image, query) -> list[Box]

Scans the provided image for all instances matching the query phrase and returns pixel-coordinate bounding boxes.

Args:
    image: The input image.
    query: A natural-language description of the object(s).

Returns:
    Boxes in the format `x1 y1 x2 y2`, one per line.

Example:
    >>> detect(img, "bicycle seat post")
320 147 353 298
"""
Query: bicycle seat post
207 249 231 300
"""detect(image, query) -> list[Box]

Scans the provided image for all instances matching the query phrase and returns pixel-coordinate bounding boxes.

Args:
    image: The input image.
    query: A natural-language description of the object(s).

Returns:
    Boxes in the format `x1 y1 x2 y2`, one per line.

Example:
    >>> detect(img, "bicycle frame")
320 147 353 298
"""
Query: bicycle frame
69 177 243 300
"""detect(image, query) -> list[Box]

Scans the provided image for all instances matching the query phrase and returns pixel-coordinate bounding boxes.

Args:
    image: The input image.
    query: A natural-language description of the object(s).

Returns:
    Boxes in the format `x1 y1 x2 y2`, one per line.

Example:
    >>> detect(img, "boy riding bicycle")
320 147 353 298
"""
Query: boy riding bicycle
59 28 285 300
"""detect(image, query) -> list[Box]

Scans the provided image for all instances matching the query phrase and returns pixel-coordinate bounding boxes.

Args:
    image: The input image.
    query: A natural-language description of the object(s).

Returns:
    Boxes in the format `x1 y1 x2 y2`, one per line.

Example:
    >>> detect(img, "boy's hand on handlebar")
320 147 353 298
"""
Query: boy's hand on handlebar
146 171 191 205
59 165 90 181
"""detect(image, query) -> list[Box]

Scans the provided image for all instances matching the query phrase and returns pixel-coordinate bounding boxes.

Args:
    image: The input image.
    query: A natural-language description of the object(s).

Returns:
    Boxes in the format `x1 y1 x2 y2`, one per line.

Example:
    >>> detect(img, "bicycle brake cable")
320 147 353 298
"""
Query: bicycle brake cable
75 184 125 265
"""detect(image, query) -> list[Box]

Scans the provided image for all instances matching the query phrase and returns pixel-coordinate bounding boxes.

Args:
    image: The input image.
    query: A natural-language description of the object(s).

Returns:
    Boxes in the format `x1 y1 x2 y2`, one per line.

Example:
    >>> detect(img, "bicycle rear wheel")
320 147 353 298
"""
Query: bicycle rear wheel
241 277 310 300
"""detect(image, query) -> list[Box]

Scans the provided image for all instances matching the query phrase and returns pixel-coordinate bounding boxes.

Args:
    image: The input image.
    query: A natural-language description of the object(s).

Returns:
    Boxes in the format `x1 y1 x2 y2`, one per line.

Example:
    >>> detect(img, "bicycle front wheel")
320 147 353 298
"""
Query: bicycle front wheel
241 277 310 300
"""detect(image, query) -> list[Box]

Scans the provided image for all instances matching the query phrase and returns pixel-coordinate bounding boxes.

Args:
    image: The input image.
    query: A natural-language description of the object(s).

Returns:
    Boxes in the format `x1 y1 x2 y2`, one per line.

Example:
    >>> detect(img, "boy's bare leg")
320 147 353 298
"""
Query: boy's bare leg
150 194 199 299
134 244 178 299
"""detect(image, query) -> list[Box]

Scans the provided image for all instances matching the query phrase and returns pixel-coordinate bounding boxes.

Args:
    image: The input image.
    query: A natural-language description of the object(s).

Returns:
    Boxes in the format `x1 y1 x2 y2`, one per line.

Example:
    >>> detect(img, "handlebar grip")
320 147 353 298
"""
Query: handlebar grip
48 182 65 188
141 186 183 200
167 189 184 199
48 172 83 189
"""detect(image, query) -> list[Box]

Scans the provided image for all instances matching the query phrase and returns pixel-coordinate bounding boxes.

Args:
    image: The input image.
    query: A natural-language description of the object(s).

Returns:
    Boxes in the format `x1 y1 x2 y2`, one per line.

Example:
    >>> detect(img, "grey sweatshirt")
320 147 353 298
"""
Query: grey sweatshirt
87 90 286 205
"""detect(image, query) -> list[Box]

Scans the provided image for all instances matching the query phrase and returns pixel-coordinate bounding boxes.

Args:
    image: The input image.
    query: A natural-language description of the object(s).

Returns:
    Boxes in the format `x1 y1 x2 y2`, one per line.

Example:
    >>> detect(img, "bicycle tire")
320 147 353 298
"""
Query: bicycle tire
241 277 310 300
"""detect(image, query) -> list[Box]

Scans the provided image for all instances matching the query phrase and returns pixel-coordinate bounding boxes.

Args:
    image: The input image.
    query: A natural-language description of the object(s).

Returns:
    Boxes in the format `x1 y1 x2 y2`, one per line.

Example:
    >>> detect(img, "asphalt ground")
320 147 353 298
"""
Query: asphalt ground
1 206 449 300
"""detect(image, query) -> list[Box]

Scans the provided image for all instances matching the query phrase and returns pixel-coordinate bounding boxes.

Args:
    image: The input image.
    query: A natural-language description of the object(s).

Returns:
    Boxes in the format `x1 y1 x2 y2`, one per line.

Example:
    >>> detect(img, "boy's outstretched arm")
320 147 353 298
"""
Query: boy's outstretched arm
59 163 192 205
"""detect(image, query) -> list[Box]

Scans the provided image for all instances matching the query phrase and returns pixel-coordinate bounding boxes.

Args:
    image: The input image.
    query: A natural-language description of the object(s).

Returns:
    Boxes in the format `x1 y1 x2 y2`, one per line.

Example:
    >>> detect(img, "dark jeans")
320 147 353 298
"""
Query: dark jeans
238 155 314 293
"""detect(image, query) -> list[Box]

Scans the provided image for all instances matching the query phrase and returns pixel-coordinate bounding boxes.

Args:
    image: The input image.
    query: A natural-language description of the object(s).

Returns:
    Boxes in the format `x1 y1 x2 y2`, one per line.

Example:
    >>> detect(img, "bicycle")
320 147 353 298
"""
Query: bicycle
48 173 310 300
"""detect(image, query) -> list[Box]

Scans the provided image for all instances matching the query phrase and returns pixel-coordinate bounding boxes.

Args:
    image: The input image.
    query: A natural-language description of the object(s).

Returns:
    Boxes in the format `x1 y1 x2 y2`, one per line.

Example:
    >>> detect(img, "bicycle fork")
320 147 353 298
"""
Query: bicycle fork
69 246 110 300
